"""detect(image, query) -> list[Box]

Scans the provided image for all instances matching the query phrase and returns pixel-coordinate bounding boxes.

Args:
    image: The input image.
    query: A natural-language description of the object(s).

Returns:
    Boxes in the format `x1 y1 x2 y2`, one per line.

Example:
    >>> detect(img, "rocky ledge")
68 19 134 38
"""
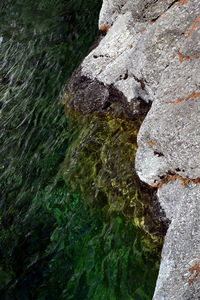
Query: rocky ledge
66 0 200 298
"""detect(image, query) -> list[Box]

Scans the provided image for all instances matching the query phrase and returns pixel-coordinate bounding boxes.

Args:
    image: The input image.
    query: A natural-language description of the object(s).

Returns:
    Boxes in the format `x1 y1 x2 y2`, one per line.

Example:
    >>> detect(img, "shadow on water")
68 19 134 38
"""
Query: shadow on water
0 1 161 299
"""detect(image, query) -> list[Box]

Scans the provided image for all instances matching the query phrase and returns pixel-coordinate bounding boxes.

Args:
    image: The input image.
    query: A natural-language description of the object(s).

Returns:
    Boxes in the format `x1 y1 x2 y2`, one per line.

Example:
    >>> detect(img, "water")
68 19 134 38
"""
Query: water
0 1 161 299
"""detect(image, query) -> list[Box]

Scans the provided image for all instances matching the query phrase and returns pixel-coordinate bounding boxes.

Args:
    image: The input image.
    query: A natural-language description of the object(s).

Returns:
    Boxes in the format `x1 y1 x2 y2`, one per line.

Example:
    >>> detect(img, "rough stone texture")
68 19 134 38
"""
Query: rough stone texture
99 0 176 28
154 181 200 300
135 24 200 185
67 0 200 298
66 66 151 118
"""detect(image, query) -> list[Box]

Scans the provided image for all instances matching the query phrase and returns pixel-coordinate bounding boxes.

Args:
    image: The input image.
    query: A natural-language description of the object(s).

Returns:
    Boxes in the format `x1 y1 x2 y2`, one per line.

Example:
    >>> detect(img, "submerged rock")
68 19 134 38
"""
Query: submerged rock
65 0 200 298
60 107 168 250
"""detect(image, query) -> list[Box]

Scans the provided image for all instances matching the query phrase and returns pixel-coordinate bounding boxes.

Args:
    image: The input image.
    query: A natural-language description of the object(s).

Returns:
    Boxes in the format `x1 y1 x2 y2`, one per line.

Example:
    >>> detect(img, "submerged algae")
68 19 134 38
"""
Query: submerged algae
61 102 169 252
43 182 160 300
0 0 168 297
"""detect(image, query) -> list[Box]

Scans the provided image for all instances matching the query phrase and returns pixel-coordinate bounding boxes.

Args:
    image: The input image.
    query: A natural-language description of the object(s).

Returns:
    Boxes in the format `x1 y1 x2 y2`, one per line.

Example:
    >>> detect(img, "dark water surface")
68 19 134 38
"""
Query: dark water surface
0 1 160 299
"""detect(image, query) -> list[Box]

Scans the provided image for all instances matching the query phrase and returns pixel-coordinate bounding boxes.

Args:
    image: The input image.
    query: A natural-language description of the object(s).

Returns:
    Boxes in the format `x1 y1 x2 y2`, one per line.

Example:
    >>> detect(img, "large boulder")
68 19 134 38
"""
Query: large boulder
67 0 200 298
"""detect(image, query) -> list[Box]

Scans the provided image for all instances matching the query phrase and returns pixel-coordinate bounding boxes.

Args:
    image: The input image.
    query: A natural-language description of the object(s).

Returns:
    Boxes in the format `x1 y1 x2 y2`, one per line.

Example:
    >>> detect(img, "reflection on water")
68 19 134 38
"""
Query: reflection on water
0 1 161 299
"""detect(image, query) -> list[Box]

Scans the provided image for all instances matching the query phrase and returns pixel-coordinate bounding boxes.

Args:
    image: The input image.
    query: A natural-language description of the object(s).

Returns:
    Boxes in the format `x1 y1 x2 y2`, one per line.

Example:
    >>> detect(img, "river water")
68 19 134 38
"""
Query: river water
0 1 161 299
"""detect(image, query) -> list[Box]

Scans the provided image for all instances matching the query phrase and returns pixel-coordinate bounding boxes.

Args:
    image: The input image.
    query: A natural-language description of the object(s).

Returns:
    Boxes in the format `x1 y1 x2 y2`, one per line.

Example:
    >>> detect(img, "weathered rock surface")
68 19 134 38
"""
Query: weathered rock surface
154 181 200 300
67 0 200 298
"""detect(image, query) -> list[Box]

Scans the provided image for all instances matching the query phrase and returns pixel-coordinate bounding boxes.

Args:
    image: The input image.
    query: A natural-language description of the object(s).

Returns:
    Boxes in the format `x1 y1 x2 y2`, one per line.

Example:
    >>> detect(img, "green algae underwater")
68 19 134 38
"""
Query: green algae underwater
0 0 164 299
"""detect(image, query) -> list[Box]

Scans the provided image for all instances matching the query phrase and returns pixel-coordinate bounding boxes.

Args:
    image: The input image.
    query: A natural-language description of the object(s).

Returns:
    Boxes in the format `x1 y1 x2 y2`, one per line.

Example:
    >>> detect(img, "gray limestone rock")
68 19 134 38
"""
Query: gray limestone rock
154 181 200 300
135 58 200 185
99 0 177 27
67 0 200 298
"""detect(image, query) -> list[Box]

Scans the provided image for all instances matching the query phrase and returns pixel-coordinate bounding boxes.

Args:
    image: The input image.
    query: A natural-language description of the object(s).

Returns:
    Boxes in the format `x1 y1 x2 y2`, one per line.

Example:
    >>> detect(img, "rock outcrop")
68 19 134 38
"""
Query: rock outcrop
66 0 200 298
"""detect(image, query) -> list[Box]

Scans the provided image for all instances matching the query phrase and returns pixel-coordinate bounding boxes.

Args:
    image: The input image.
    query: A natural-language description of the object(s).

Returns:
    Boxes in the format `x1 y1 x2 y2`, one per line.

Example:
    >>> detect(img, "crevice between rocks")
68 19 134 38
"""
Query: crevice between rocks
150 0 180 23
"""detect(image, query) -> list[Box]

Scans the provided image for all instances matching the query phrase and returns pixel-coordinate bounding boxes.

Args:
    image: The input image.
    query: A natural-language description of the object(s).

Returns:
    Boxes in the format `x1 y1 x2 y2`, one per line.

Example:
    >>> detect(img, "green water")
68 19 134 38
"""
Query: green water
0 1 161 299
